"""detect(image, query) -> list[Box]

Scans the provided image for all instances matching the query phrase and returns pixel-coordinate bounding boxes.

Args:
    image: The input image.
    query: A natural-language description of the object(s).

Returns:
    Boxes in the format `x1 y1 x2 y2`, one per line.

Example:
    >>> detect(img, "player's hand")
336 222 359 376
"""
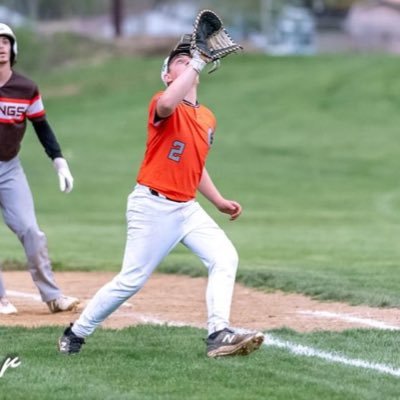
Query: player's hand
216 199 242 221
189 50 209 73
53 157 74 193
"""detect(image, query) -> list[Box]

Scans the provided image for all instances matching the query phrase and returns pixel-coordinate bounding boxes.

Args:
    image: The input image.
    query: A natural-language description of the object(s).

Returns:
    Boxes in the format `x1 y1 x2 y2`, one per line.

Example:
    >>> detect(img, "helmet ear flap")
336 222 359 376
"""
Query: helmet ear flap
161 57 169 86
10 40 17 65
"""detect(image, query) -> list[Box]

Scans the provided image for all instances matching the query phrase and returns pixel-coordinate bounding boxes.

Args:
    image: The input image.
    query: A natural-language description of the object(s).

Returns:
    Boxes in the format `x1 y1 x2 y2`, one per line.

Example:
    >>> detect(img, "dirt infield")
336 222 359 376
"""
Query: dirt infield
1 271 400 332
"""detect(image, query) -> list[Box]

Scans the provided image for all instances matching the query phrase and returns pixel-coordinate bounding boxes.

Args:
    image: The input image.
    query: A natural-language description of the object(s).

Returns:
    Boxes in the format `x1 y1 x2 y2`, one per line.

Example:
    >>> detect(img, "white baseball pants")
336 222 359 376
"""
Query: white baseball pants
73 184 238 337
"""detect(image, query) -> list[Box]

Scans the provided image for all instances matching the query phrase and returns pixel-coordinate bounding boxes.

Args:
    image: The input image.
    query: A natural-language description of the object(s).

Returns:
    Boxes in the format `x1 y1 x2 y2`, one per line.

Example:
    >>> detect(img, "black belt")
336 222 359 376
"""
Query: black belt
149 188 185 203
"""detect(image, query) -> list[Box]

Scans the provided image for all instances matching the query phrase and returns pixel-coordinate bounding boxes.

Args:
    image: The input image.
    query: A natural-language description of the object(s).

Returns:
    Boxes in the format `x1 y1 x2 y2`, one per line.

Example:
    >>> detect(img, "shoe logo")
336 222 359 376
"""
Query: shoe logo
59 340 68 352
222 334 236 344
0 355 21 378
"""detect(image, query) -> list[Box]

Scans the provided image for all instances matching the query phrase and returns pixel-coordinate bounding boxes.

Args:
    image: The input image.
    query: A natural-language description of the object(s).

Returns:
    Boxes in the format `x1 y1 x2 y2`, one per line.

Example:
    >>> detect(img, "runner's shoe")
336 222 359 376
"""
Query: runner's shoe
47 295 79 313
0 297 17 314
206 328 264 358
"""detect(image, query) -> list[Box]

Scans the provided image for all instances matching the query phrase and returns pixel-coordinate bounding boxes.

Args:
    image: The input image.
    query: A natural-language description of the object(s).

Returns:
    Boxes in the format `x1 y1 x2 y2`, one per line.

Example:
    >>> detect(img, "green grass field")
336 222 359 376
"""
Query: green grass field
1 52 400 399
1 327 400 400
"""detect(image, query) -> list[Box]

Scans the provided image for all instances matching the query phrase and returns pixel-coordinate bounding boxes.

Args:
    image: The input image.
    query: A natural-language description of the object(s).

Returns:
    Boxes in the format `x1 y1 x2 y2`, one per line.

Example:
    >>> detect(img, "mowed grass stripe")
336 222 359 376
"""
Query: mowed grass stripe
1 55 400 307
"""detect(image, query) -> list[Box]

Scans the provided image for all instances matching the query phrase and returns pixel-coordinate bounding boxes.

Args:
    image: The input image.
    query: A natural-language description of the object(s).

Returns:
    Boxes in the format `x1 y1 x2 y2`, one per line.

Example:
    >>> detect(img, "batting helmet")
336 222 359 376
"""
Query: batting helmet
0 23 17 65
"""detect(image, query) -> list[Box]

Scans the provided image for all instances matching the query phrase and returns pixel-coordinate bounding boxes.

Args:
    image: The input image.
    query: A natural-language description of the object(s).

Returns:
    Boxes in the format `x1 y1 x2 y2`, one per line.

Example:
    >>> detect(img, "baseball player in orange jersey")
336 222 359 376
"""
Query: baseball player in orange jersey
0 24 79 315
59 36 264 357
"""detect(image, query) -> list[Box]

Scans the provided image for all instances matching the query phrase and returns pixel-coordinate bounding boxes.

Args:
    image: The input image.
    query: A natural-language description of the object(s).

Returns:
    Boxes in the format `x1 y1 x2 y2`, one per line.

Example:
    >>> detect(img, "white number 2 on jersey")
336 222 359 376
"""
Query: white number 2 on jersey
168 140 186 162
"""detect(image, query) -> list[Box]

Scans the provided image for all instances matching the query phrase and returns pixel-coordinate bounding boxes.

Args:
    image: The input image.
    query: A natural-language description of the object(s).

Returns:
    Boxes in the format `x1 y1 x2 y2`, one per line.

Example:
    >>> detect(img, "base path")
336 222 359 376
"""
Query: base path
1 271 400 332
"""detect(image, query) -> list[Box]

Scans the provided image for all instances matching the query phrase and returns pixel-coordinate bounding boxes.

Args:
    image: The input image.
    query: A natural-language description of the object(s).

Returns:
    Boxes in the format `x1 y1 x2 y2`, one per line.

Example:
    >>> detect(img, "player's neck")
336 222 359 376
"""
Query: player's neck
184 87 197 105
0 63 12 87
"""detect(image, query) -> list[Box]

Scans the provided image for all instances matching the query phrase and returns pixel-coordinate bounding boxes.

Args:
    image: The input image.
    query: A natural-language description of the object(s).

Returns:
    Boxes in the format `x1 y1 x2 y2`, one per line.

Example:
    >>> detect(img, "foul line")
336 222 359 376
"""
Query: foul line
299 310 400 331
7 290 133 307
108 313 400 379
264 334 400 378
7 290 41 301
110 315 400 379
111 310 204 328
6 290 400 378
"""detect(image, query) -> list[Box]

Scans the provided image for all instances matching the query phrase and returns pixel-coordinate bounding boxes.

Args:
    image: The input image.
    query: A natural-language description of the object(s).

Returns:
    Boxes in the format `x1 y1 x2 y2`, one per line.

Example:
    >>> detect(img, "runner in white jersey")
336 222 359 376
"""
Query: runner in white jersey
0 24 79 315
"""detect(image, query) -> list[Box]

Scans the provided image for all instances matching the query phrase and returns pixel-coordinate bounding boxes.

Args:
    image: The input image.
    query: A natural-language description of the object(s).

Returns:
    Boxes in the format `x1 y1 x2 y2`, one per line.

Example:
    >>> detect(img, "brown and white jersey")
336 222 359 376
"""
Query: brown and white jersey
0 71 46 161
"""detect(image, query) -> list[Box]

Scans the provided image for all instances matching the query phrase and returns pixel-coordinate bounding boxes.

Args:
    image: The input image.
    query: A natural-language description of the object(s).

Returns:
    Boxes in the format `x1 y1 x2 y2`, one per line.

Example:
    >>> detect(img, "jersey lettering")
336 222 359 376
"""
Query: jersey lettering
168 140 186 162
0 104 26 118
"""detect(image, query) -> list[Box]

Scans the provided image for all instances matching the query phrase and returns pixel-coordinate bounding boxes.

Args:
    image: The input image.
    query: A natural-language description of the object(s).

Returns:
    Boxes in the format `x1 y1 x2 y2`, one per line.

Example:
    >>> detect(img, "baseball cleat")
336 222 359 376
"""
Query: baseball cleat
206 328 264 358
58 323 85 354
47 295 79 313
0 297 18 315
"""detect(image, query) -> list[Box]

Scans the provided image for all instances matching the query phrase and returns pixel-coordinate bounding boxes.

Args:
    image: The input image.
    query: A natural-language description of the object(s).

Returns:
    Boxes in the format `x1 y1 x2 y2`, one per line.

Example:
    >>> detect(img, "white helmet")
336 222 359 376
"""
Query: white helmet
0 23 17 65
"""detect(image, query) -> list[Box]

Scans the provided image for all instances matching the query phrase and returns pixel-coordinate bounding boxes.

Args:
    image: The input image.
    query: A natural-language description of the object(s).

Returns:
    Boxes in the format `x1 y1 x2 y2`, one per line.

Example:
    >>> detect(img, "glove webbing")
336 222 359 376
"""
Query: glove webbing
208 29 242 59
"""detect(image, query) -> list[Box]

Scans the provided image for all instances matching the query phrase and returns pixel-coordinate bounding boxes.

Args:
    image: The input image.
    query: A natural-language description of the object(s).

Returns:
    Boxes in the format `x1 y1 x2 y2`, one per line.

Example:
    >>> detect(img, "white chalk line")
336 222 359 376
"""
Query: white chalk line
7 290 133 307
109 313 400 379
110 310 204 329
7 290 41 301
264 334 400 378
7 290 400 378
299 310 400 331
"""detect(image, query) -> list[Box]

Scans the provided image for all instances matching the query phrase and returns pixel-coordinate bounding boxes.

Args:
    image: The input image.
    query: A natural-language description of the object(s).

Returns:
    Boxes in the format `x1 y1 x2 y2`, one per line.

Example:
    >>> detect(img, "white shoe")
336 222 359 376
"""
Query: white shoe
0 297 18 315
47 295 79 313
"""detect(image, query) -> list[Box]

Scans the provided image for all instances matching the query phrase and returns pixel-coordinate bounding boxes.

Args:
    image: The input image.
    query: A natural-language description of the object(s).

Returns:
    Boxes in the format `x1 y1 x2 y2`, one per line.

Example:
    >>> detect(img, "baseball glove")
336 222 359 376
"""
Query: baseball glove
191 10 242 72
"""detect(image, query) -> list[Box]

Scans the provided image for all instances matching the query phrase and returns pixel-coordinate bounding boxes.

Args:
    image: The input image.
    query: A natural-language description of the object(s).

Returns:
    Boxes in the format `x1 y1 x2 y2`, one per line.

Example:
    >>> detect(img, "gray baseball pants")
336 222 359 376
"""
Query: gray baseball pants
0 156 61 302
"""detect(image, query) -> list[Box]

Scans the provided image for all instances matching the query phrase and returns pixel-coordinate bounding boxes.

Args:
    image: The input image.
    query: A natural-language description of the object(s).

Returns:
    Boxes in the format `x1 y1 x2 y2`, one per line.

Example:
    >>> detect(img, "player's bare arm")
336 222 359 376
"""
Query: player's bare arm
157 54 201 118
198 167 242 221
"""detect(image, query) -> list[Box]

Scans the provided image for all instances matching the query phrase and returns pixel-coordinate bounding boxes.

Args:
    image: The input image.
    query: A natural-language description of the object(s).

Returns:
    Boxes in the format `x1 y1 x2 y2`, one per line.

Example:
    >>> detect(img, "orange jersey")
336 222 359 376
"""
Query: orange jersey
137 91 216 201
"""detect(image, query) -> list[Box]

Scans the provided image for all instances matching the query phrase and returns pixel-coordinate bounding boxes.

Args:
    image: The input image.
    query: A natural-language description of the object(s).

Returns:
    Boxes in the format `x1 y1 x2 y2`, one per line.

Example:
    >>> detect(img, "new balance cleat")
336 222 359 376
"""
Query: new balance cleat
206 328 264 358
58 323 85 354
47 295 79 313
